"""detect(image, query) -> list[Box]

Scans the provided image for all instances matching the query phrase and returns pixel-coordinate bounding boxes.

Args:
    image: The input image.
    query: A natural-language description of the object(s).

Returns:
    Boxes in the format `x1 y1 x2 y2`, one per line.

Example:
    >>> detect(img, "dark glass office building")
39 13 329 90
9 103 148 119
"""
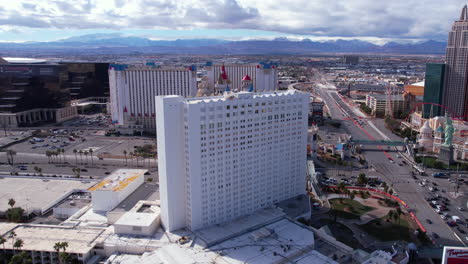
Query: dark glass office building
423 63 445 118
443 5 468 121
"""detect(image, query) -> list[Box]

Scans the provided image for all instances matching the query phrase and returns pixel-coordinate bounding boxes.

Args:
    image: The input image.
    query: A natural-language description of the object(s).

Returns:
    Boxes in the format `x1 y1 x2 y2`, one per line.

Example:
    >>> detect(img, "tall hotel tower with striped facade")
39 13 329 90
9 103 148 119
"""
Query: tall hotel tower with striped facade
443 5 468 121
206 62 278 93
109 64 197 130
156 90 309 231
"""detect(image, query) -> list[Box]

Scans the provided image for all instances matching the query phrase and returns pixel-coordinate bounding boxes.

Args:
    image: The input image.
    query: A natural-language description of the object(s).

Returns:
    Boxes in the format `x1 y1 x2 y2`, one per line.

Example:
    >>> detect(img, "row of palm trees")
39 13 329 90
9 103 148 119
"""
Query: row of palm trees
122 150 156 168
0 232 72 264
0 231 24 263
46 149 67 164
43 147 156 168
45 148 95 165
72 149 94 165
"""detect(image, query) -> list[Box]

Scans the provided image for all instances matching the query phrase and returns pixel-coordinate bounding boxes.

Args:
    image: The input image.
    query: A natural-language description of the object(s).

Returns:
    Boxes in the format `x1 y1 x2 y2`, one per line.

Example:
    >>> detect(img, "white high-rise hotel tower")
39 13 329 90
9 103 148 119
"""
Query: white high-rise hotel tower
206 62 278 93
109 64 197 130
156 90 309 231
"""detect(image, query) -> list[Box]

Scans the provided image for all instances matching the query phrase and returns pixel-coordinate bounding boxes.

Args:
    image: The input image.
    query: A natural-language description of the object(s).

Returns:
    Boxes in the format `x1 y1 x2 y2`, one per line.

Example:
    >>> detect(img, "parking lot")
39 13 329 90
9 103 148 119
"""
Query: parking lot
7 129 155 159
61 113 111 128
0 126 158 181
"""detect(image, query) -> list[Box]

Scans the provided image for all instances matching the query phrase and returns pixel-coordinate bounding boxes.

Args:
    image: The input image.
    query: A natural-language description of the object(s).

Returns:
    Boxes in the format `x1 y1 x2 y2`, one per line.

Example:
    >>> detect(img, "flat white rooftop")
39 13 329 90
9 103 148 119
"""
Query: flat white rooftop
0 177 96 214
88 169 146 192
195 207 285 246
0 224 108 254
104 218 337 264
185 90 304 104
115 211 159 227
0 223 16 235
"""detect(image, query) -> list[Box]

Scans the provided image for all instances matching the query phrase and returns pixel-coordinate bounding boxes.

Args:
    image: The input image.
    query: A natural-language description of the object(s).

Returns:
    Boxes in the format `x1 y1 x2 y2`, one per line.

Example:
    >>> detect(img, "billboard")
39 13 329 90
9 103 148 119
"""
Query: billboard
442 246 468 264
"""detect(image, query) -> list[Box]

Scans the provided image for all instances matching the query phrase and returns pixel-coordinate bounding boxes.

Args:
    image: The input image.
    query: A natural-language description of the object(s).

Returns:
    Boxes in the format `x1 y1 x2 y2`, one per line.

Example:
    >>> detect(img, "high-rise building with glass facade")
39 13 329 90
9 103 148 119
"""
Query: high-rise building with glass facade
443 5 468 121
423 63 445 118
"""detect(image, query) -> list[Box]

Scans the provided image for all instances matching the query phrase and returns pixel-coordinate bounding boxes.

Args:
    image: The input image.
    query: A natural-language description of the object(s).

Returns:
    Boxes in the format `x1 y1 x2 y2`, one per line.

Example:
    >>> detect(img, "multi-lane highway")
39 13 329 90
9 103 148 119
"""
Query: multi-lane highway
314 82 466 247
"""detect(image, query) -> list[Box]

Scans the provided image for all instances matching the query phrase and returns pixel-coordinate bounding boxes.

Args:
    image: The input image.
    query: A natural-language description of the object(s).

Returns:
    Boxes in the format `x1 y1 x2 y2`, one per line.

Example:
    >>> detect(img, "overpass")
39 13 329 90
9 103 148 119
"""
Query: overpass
348 139 411 155
349 139 407 146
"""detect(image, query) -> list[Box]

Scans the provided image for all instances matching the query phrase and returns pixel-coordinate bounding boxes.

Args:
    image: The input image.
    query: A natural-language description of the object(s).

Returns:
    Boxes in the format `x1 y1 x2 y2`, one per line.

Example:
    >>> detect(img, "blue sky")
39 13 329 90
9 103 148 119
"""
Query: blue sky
0 0 465 44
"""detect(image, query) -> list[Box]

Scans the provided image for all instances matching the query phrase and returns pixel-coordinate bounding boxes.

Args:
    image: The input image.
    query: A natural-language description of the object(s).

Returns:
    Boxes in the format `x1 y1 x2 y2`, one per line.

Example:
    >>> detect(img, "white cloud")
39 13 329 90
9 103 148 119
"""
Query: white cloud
0 0 463 39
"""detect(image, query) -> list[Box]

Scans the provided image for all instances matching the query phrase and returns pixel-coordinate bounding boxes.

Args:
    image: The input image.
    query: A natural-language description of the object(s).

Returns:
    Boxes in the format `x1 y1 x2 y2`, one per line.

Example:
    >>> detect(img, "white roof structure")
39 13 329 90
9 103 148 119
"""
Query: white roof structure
0 224 108 254
185 90 301 105
88 169 146 192
115 202 160 227
0 177 96 214
104 218 338 264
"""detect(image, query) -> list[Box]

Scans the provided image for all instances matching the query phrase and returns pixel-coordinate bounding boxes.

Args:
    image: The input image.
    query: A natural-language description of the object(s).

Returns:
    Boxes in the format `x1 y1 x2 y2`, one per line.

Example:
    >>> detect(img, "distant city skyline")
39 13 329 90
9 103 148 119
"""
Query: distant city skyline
0 0 465 44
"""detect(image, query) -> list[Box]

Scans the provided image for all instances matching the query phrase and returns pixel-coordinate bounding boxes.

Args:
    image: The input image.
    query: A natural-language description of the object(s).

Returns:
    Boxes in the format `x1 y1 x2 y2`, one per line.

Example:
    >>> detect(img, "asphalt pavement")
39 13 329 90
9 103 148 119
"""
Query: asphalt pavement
314 81 466 247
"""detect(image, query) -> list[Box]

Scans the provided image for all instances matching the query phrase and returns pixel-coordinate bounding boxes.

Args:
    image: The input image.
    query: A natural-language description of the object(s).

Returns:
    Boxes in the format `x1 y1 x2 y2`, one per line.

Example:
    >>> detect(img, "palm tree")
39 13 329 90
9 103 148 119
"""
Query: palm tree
84 151 89 164
8 199 15 208
56 149 61 164
129 152 134 167
57 149 64 163
8 232 16 252
54 242 62 262
388 210 394 223
73 149 78 165
54 151 59 164
89 149 93 165
33 166 42 175
61 149 66 164
45 151 51 163
13 239 23 254
0 235 6 264
6 150 16 166
123 150 127 166
53 242 61 253
396 207 403 225
78 150 83 165
54 241 69 264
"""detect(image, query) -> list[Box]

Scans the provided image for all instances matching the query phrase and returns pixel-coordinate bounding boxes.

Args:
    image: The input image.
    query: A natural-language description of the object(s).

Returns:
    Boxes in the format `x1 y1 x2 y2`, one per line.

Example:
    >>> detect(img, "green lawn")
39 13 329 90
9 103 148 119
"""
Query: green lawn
359 212 413 242
329 198 375 219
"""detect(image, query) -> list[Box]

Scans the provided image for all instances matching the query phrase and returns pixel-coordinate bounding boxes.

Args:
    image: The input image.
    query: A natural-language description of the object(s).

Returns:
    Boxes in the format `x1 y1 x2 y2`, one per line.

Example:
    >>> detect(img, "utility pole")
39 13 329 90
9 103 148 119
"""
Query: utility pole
456 163 460 195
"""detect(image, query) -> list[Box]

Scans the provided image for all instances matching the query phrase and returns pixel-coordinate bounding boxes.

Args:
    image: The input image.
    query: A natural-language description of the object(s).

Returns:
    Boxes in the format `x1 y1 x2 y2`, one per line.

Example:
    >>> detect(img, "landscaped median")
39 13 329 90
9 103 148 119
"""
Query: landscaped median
329 198 375 219
326 185 427 233
359 211 414 242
